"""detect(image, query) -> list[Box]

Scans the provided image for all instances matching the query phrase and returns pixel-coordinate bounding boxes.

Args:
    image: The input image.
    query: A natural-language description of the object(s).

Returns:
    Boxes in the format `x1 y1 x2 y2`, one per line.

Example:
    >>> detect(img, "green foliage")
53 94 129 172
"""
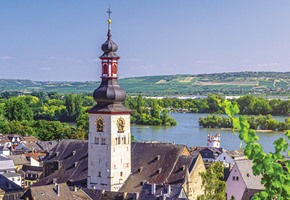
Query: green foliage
4 97 33 121
2 72 290 95
197 162 226 200
199 114 290 131
127 96 177 126
223 100 290 200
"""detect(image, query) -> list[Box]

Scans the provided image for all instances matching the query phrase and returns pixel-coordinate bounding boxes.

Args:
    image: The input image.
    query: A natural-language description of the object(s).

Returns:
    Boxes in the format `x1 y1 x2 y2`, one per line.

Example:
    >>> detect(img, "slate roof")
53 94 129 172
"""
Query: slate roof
0 146 10 151
7 154 30 166
25 152 46 162
0 174 23 192
37 140 59 152
23 135 39 143
120 142 194 193
23 142 44 152
236 159 264 190
21 165 43 174
139 183 188 200
82 188 137 200
7 134 25 141
2 172 21 178
35 141 198 196
226 149 245 159
34 139 88 187
21 183 74 200
0 155 16 172
0 134 10 144
190 146 223 160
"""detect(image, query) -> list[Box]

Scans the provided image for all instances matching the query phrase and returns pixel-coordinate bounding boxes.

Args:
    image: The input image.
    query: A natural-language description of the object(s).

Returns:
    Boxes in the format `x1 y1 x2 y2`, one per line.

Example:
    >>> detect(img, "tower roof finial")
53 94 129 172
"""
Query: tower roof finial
107 6 112 30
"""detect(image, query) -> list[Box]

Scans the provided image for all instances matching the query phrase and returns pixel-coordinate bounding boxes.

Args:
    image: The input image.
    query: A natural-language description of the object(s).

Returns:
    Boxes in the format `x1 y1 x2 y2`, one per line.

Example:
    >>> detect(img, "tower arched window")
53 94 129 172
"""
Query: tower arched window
118 136 121 145
95 117 105 132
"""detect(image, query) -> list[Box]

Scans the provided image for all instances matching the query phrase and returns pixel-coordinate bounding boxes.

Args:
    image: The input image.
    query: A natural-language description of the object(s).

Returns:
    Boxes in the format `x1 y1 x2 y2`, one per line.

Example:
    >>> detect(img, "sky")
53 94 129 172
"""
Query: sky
1 0 290 81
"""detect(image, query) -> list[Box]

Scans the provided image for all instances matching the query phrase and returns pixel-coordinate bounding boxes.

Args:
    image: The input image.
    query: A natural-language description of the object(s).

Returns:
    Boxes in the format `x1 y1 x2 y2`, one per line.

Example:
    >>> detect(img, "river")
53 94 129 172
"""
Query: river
131 113 289 153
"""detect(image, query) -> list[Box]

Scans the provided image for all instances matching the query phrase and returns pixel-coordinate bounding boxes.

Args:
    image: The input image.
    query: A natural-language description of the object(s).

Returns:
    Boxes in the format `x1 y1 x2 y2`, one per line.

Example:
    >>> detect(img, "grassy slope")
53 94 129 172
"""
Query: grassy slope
1 72 290 95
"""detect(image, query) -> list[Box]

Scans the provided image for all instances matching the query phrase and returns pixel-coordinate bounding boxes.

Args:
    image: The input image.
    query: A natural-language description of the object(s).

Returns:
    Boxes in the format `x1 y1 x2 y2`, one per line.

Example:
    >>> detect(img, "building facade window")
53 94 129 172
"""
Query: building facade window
101 138 106 145
95 137 99 144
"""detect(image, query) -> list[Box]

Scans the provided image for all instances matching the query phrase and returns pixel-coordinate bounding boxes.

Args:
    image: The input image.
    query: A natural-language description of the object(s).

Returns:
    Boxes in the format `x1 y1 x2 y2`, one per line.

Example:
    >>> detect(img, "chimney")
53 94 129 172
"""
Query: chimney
229 162 233 170
55 183 60 196
151 183 156 195
157 168 162 174
73 185 77 192
167 184 171 194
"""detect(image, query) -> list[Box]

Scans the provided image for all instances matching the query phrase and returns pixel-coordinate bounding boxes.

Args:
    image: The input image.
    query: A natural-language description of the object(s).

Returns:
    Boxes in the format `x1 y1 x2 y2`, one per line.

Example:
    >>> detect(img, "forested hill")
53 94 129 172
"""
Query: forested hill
1 71 290 96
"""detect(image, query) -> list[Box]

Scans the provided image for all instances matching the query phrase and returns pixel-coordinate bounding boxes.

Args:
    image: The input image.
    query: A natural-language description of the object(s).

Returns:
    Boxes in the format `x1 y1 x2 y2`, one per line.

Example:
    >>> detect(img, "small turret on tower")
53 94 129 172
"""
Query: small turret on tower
207 133 220 148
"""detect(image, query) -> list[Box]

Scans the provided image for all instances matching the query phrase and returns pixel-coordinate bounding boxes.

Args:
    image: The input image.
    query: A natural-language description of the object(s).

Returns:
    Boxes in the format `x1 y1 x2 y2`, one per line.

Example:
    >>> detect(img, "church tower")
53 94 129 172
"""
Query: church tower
87 8 132 191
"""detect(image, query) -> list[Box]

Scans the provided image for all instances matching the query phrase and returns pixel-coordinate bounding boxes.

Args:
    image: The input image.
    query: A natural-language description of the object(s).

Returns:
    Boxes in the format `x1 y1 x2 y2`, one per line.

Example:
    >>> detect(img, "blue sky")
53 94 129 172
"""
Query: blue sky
1 0 290 81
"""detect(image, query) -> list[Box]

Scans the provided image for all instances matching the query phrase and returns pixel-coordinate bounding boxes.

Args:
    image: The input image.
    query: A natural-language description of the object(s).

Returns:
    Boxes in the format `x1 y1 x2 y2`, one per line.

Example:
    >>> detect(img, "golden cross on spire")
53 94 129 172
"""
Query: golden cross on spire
107 6 112 19
107 6 112 29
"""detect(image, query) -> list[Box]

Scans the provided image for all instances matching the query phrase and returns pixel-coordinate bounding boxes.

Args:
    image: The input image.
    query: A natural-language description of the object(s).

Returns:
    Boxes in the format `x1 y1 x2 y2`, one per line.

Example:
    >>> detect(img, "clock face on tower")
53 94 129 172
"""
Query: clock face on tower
116 117 125 133
95 117 105 132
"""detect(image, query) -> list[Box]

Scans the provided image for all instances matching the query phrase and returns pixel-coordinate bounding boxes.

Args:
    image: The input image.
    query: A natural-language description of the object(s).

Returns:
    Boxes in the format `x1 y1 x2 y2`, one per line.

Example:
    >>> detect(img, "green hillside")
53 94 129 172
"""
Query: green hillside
1 72 290 96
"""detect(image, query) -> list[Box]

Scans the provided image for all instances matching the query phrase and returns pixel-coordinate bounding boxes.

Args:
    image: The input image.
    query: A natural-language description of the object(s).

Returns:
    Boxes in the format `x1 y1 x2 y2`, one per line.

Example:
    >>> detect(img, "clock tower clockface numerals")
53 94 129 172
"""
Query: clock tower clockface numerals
116 117 125 133
95 117 105 132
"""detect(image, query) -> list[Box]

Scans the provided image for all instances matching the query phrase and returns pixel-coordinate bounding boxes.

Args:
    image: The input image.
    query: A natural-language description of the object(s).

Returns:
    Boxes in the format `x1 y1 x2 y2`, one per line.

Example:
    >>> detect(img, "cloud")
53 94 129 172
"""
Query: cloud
39 67 52 71
0 56 14 60
196 60 215 64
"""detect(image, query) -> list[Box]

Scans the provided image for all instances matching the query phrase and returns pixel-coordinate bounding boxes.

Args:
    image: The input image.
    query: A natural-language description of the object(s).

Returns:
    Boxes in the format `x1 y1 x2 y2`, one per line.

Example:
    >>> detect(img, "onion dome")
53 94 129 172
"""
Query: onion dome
100 19 119 58
93 79 126 104
101 30 118 53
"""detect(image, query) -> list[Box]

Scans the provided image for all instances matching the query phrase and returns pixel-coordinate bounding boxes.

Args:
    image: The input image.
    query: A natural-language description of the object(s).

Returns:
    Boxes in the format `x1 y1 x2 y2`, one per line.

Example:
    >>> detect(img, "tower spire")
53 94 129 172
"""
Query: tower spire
87 8 132 192
107 6 112 30
87 7 131 114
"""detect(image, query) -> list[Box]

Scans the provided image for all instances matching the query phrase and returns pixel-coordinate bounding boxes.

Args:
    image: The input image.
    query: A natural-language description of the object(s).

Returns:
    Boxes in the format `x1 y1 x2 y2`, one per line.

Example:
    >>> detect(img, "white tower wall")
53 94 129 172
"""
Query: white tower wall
88 113 131 191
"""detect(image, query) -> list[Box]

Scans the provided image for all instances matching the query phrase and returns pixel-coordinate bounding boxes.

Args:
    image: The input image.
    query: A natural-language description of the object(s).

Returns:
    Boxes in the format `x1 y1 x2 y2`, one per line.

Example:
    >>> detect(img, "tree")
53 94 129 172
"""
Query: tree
222 100 290 200
4 98 33 121
197 162 226 200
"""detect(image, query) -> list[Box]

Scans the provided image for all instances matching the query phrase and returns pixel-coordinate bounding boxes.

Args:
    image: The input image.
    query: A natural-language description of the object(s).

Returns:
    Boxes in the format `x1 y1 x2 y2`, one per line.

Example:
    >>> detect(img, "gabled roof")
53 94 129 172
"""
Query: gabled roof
0 134 10 143
2 172 21 178
235 159 264 190
82 188 137 200
22 142 44 152
23 135 39 143
0 155 16 171
7 154 30 165
0 174 23 192
190 146 223 159
139 183 188 200
34 140 88 187
37 140 59 152
120 142 194 193
7 134 25 141
25 152 46 162
21 183 74 200
35 140 200 195
0 146 10 151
